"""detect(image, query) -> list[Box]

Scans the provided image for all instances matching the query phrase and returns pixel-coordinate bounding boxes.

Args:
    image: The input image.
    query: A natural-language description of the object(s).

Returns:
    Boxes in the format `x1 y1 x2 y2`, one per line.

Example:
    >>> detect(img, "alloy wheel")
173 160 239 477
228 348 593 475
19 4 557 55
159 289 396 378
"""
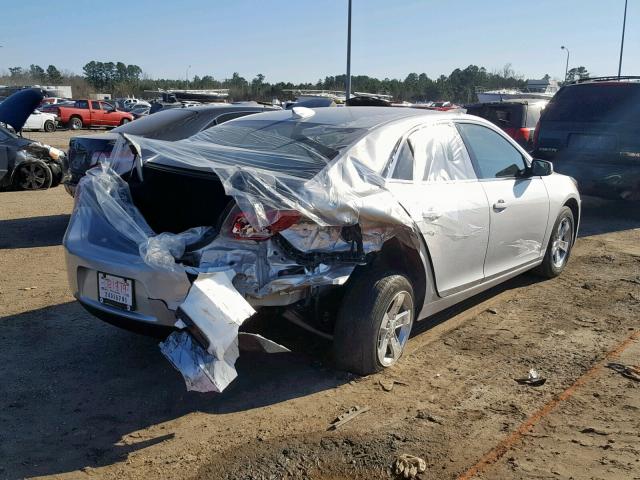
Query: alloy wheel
18 163 50 190
551 217 572 268
376 290 414 367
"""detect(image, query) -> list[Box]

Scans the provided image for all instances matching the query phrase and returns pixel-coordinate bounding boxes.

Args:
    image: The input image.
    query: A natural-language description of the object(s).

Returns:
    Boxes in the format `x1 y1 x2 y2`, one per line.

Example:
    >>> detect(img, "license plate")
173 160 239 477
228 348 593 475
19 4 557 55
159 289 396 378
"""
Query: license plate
98 272 135 311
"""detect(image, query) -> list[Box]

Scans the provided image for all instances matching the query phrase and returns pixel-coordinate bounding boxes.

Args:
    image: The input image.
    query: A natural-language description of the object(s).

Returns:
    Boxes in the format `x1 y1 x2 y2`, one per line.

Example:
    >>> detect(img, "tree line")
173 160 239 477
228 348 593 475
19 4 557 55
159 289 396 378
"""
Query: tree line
1 60 590 103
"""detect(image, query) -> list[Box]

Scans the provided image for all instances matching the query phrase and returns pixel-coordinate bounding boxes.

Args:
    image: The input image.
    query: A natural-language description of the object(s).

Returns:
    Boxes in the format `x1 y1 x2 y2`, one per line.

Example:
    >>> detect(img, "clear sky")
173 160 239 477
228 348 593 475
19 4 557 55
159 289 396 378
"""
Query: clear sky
1 0 637 83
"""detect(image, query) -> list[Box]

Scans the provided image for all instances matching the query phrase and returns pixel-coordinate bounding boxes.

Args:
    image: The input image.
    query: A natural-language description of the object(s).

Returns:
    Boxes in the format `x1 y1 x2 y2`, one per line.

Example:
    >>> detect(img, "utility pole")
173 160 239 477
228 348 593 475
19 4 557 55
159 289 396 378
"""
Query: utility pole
561 46 570 82
618 0 628 78
186 65 191 87
345 0 352 101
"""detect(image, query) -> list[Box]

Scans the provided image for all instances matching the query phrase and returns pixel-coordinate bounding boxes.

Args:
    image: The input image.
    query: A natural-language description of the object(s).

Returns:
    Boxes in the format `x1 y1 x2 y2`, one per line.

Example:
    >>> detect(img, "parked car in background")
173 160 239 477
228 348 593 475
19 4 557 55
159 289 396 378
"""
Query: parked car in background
466 99 547 150
41 100 133 130
64 107 580 376
533 76 640 200
0 89 66 190
122 98 151 111
63 103 277 195
129 104 150 119
22 109 58 132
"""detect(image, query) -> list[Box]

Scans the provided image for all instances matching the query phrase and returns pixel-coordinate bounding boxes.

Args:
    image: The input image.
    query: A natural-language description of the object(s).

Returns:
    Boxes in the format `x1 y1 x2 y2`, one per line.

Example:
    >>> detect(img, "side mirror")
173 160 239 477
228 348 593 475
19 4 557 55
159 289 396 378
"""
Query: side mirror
530 158 553 176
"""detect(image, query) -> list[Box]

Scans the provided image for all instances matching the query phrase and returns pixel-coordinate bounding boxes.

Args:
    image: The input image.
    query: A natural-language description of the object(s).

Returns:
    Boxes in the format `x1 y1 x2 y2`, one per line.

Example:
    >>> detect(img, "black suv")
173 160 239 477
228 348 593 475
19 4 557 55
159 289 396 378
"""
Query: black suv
465 99 547 151
533 76 640 200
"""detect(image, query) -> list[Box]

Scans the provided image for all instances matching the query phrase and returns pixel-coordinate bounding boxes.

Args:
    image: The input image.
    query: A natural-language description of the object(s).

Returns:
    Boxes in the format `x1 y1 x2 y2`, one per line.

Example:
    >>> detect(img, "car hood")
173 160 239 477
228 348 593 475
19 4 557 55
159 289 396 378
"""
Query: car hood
0 88 45 131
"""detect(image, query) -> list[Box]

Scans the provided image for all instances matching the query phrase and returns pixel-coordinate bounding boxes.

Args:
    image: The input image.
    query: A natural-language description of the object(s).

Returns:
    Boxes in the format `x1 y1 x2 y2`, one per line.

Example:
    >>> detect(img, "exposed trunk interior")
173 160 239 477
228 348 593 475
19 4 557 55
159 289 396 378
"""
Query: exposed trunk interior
128 163 232 234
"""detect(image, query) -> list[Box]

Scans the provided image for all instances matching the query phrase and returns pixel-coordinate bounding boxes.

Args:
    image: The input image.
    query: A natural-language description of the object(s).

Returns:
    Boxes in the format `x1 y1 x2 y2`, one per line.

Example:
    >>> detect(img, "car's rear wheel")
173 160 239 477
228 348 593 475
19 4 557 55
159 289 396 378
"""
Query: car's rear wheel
43 120 56 132
535 206 575 278
333 269 415 375
69 117 83 130
16 161 53 190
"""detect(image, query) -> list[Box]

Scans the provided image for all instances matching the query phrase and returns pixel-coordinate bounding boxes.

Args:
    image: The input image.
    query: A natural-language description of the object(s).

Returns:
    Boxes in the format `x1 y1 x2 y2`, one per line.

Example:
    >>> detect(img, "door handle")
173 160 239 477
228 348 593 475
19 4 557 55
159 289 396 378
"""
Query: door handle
493 199 508 211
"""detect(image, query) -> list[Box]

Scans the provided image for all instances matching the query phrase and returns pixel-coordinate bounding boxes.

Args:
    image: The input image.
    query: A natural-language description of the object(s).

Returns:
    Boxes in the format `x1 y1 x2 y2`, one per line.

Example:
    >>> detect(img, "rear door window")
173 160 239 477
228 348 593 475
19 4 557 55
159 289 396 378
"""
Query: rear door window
542 83 640 123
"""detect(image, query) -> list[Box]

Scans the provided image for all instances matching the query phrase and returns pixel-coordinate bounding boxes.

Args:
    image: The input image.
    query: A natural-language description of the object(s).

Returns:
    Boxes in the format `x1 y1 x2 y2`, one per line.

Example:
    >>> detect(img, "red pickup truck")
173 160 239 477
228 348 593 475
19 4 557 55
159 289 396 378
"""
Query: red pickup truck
42 100 133 130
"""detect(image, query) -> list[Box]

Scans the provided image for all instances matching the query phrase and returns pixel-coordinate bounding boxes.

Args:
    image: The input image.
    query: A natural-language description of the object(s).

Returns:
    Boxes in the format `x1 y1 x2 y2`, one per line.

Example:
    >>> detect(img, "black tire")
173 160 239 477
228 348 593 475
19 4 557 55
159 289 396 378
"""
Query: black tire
120 118 131 126
69 116 83 130
43 120 56 132
49 163 63 187
16 161 53 190
333 268 415 375
535 206 575 278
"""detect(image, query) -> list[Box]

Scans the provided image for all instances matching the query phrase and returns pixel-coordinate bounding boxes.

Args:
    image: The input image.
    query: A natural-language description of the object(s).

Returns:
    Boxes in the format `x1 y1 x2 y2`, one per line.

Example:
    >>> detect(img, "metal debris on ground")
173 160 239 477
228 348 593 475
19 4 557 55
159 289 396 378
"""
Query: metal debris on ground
515 368 547 386
606 362 640 382
394 453 427 479
327 405 370 430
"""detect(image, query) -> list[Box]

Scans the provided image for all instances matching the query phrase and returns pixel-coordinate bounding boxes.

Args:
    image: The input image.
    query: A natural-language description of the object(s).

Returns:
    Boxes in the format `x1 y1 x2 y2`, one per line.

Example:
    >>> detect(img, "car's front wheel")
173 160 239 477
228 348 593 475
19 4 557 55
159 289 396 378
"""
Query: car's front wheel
333 269 415 375
535 206 575 278
16 161 53 190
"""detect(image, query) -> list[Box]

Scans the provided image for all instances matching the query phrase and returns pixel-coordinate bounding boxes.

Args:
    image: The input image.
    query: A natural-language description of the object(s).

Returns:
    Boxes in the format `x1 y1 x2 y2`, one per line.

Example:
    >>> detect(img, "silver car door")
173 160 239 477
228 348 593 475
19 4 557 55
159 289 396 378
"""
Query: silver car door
385 122 490 296
456 121 549 279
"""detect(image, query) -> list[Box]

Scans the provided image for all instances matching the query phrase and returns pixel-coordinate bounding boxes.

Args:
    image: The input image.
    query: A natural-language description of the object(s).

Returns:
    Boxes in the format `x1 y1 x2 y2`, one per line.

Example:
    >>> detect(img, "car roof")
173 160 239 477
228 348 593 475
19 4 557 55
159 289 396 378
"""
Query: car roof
225 106 441 130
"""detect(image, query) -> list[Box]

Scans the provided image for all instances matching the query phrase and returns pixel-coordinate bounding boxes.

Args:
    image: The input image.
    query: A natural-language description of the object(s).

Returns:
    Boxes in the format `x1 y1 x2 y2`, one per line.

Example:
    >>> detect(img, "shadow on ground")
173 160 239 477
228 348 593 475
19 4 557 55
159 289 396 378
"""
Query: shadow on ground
0 214 70 249
0 302 345 478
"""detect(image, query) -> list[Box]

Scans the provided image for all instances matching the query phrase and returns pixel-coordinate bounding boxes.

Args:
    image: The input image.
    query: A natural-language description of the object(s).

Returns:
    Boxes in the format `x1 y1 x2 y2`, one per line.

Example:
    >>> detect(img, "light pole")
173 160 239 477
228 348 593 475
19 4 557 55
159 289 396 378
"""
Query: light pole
618 0 628 78
561 46 570 82
345 0 352 101
186 65 191 87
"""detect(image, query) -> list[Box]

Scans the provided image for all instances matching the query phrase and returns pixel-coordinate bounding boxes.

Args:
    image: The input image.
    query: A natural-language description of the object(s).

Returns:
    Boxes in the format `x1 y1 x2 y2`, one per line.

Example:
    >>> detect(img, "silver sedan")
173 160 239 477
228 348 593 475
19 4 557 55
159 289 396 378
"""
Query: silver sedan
64 107 580 377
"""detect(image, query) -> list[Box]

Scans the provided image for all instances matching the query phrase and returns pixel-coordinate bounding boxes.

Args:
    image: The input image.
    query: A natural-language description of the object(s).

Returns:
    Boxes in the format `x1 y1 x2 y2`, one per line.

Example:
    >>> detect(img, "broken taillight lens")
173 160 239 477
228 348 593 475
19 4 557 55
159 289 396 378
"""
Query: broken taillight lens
231 210 301 241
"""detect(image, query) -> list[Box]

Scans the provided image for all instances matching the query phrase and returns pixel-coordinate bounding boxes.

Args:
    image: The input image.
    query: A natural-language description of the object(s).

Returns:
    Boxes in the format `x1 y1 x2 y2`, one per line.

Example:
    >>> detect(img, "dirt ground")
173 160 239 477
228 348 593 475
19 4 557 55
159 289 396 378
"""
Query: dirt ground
0 183 639 480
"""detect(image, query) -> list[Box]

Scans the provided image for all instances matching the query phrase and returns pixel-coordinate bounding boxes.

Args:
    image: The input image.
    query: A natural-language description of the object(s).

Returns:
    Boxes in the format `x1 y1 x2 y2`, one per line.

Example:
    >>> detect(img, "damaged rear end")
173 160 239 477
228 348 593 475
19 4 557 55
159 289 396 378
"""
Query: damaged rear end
63 108 423 392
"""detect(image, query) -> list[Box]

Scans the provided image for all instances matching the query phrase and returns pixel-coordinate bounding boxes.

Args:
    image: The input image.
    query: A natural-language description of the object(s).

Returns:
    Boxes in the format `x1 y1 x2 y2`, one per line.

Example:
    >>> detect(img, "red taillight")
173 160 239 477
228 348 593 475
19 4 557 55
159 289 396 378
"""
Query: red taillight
515 128 531 141
231 210 301 241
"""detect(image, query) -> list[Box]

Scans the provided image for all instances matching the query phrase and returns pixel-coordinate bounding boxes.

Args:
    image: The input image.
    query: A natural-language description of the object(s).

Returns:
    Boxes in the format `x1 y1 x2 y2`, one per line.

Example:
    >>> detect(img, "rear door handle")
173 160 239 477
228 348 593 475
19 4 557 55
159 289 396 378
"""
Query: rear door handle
493 199 508 211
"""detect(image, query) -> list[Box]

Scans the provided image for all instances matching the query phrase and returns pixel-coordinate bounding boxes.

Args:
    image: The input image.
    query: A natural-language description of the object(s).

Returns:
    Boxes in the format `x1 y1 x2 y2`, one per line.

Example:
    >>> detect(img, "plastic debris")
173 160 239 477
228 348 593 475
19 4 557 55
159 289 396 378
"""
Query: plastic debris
394 454 427 478
160 270 256 393
515 369 547 387
327 405 370 430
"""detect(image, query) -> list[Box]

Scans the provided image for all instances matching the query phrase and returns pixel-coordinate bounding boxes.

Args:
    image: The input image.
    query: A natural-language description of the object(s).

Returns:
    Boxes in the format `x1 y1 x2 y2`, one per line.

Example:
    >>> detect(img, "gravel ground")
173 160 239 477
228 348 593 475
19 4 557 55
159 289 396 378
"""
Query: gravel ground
0 186 638 480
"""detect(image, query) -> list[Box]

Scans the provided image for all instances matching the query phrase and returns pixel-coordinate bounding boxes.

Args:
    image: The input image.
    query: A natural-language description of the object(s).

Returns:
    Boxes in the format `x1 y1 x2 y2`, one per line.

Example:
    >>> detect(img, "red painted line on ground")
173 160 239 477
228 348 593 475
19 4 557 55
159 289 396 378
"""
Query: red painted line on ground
457 330 640 480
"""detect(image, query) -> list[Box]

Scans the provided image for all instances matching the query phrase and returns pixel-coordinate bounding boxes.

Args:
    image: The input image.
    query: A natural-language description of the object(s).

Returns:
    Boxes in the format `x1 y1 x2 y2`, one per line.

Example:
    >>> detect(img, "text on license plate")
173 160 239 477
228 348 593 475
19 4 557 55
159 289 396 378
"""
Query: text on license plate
98 272 135 310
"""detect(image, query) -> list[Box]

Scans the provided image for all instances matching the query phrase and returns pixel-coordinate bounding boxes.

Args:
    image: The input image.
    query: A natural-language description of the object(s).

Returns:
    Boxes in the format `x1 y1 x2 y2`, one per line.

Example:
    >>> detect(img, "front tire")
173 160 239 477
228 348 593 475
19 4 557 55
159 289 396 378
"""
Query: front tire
333 269 415 375
44 120 56 132
535 206 575 278
16 161 53 190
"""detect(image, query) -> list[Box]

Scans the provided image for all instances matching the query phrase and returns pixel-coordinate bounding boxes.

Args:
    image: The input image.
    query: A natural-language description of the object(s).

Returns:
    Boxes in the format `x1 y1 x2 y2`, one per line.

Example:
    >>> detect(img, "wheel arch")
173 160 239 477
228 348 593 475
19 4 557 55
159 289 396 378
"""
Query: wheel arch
563 196 580 242
368 234 430 316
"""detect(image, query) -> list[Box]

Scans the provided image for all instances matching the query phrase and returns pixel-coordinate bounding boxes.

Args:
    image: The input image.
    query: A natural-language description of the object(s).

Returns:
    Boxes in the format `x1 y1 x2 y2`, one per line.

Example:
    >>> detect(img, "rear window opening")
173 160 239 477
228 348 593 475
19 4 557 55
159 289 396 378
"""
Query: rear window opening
542 83 640 123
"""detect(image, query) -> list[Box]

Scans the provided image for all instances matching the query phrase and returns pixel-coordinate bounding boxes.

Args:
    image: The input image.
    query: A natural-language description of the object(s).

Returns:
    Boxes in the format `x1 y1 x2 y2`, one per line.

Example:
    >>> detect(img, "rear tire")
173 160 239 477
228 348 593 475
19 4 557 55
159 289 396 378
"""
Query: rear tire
69 117 83 130
535 206 575 278
44 120 56 132
333 268 415 375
